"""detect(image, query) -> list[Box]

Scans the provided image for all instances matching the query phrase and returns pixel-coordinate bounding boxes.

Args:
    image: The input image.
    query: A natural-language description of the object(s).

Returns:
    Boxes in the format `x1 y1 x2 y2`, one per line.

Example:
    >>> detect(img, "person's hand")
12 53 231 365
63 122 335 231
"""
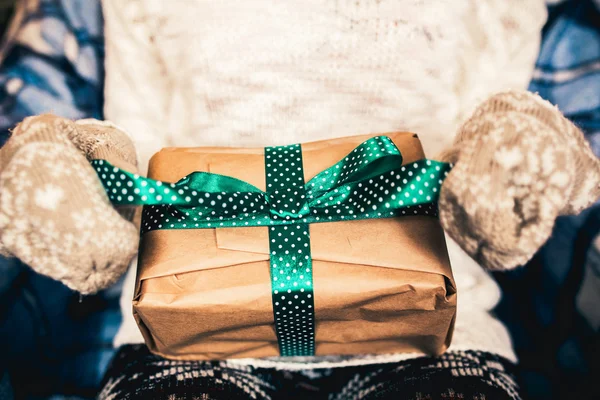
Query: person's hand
439 90 600 270
0 114 139 293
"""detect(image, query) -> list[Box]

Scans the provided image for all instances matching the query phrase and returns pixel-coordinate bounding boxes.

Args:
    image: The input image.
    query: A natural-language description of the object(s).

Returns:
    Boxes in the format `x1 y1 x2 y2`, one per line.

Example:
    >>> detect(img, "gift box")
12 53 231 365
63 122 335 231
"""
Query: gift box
97 132 456 360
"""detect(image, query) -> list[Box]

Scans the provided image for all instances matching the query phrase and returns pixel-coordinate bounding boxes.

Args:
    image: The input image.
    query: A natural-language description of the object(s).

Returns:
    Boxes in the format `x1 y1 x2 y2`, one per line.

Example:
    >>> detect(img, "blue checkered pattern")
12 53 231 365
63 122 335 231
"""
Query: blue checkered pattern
530 0 600 154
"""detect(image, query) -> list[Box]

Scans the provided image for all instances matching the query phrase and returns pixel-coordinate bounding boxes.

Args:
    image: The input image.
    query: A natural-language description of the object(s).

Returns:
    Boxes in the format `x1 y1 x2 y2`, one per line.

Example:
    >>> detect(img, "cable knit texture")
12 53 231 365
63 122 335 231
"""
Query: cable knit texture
100 0 551 367
0 114 139 294
102 0 548 170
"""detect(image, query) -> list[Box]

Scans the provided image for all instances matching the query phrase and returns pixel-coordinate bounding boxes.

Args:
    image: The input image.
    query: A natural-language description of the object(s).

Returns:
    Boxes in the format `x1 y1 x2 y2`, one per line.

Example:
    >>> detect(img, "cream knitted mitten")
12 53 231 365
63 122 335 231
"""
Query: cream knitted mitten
0 114 139 294
439 90 600 270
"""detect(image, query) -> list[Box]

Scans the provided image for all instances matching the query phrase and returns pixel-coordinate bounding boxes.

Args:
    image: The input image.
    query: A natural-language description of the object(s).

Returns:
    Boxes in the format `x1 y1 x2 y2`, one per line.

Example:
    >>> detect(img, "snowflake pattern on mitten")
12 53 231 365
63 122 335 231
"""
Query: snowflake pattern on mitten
0 114 139 293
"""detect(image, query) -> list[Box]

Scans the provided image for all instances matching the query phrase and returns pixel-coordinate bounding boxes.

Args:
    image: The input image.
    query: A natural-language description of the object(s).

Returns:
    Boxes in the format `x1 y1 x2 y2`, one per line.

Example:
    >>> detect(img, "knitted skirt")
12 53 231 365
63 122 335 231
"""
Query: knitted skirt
99 345 521 400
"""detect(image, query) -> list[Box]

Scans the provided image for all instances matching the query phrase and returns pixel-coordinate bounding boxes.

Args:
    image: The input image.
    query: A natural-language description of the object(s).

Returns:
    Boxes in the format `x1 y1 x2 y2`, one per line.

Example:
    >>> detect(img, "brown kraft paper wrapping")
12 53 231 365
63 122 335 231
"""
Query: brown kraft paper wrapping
133 132 457 361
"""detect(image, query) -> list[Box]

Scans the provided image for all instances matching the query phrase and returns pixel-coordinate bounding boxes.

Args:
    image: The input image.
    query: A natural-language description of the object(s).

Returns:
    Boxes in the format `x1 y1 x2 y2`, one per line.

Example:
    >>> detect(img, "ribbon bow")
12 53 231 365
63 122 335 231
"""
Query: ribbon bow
92 136 451 233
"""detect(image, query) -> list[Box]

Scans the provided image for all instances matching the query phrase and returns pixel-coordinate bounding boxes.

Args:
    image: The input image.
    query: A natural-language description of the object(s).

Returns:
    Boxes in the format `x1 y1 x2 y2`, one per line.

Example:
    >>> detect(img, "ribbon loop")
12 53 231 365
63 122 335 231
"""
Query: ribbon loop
305 136 403 198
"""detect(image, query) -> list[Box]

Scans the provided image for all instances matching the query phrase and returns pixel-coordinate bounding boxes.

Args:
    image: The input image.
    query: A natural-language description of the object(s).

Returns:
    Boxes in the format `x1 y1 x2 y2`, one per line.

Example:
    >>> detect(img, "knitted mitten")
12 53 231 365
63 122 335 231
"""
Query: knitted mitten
439 90 600 270
0 114 139 294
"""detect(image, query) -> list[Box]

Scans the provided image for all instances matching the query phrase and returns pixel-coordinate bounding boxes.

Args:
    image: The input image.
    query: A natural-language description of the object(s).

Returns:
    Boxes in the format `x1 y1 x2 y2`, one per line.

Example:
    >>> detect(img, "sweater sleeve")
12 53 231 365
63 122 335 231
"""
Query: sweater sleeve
102 0 171 173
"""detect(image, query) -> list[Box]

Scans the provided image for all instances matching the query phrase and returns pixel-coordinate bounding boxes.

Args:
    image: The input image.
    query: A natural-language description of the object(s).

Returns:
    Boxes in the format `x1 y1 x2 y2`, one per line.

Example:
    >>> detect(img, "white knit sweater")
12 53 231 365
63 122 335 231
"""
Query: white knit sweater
102 0 548 368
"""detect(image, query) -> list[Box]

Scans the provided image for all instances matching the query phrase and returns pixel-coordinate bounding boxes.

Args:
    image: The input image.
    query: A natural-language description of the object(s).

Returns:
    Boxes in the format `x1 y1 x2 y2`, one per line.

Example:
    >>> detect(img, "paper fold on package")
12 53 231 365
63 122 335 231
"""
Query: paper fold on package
133 132 456 360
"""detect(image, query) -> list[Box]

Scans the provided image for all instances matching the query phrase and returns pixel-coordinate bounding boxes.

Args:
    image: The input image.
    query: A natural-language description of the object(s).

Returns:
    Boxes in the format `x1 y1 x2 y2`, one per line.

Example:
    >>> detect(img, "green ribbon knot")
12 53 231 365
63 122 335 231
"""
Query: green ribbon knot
92 136 452 356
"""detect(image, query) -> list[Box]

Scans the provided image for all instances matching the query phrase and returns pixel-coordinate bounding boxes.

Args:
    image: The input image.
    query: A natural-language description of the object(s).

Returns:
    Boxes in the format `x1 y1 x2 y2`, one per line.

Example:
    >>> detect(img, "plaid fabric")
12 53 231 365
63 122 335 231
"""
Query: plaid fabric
494 1 600 399
99 345 520 400
0 0 104 145
530 0 600 152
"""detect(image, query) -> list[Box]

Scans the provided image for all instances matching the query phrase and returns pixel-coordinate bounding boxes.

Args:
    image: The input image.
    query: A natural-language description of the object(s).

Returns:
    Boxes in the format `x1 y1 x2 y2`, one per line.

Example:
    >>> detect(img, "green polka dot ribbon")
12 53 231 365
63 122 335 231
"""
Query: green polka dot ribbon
265 144 315 356
91 136 452 356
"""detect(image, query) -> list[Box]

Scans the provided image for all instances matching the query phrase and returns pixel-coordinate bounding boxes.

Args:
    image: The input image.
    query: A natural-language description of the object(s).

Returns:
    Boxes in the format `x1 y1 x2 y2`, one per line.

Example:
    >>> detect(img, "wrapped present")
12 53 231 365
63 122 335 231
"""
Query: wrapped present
93 132 456 360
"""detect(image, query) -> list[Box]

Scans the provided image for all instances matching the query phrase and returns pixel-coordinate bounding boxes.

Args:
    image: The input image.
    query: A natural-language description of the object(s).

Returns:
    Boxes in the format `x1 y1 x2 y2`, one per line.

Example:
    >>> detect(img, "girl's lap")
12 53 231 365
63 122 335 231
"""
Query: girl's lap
99 345 520 400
